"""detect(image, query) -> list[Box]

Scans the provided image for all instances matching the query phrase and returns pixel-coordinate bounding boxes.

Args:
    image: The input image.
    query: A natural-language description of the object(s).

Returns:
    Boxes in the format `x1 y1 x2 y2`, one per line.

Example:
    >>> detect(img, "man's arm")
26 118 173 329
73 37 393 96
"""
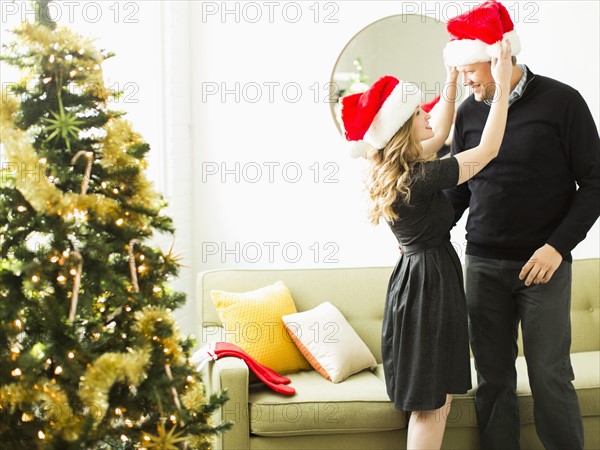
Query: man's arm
520 90 600 285
443 108 471 227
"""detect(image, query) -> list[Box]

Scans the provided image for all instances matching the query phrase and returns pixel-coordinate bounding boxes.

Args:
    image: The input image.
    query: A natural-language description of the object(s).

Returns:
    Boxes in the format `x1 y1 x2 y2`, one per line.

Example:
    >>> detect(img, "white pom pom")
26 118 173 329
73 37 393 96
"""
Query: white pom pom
348 140 368 159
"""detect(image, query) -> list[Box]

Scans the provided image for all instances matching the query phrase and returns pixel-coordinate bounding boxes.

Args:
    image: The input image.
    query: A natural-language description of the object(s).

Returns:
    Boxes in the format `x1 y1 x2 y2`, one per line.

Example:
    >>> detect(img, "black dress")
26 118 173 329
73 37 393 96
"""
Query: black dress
381 157 472 412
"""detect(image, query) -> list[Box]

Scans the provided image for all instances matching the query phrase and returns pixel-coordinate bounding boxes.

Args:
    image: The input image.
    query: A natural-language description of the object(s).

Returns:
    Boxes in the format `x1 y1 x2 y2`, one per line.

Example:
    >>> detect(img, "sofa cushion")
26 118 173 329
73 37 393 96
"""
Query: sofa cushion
282 302 377 383
210 281 311 374
248 368 407 436
556 351 600 418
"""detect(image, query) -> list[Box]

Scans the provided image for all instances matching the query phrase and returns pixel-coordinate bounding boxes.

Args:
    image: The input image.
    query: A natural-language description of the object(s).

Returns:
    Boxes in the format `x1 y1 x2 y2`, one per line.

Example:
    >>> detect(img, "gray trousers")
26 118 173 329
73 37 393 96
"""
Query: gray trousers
465 255 583 450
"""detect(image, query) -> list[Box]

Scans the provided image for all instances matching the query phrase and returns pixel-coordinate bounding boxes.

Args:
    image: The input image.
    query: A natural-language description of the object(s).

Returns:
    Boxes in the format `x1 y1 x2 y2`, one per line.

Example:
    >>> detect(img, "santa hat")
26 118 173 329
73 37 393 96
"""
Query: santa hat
340 75 422 158
444 0 521 67
421 95 441 114
191 342 295 395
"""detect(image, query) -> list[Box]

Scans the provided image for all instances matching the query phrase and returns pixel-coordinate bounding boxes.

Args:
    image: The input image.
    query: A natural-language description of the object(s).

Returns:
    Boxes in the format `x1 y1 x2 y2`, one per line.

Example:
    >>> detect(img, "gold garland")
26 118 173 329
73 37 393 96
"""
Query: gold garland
77 307 189 425
135 307 184 364
0 379 81 441
181 383 207 413
135 307 186 418
11 22 106 90
78 347 151 422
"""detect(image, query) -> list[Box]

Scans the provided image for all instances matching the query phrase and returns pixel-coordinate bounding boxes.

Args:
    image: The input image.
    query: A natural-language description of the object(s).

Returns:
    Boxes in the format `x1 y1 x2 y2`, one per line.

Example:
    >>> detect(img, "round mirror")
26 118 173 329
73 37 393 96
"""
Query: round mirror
331 14 451 135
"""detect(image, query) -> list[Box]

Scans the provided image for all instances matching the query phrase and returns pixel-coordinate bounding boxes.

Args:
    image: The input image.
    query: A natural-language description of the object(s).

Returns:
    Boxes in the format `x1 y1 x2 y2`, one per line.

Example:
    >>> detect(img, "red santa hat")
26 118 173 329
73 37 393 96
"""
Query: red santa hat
444 0 521 67
421 95 441 113
340 75 422 158
191 342 295 395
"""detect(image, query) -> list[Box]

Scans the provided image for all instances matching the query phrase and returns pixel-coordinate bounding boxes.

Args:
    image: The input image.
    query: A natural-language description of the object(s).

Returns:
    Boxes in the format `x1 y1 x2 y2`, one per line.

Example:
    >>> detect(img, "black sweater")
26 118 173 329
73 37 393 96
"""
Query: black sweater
444 67 600 262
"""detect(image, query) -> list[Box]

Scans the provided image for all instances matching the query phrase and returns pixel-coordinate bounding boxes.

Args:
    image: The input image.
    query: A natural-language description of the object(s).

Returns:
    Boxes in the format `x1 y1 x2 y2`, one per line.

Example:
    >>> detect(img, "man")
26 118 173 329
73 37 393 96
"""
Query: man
442 1 600 449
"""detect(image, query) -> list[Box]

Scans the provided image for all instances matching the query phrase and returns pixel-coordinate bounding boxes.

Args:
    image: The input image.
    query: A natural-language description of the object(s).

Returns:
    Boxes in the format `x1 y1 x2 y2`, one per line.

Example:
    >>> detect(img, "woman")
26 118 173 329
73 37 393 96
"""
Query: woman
339 41 512 449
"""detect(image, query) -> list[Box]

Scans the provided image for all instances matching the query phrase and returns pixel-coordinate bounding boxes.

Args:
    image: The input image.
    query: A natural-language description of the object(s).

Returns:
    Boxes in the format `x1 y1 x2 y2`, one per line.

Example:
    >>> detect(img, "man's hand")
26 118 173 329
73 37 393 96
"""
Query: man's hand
519 244 563 286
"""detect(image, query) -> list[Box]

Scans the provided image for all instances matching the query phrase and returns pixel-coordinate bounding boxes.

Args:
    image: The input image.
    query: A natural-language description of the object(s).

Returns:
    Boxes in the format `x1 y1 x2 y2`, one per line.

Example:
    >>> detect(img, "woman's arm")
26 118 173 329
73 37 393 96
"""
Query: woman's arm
421 68 458 159
454 40 512 185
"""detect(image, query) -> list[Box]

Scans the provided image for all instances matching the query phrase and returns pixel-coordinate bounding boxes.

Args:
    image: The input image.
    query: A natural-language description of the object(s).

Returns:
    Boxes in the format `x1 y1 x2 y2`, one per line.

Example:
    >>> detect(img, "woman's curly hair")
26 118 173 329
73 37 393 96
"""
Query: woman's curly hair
364 113 429 225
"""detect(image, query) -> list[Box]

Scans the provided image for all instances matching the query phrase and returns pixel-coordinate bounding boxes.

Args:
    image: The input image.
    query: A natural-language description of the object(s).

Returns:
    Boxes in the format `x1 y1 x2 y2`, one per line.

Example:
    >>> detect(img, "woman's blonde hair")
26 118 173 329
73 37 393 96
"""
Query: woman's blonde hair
365 113 427 225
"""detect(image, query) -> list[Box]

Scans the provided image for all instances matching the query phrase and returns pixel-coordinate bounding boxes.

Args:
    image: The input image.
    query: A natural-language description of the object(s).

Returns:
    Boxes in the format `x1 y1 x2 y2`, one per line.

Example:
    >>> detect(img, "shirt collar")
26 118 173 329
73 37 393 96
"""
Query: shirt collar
485 64 528 106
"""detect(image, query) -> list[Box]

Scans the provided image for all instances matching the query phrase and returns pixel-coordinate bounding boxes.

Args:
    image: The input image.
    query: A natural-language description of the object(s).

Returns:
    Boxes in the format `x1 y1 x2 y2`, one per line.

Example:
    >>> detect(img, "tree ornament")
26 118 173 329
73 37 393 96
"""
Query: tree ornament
142 423 187 450
128 239 140 293
67 250 83 323
42 86 85 152
165 363 183 415
71 150 94 195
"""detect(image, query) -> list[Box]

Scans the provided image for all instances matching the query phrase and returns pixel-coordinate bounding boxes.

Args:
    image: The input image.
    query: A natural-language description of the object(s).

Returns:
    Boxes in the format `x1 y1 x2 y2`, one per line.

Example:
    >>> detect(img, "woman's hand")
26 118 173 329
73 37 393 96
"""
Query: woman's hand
446 65 458 84
490 39 512 89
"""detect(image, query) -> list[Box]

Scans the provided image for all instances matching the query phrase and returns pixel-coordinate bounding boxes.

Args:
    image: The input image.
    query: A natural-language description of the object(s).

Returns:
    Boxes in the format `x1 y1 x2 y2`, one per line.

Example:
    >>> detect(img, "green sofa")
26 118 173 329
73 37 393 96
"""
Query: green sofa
196 259 600 450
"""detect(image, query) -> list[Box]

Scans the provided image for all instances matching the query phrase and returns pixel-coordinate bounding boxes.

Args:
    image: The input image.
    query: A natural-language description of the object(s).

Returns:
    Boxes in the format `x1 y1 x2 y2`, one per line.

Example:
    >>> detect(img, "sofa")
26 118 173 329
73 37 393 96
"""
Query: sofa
196 259 600 450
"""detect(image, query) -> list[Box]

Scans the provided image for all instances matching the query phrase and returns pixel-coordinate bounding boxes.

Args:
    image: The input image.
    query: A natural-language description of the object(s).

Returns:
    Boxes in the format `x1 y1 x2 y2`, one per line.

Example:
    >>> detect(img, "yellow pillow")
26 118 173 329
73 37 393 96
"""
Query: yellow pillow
210 281 311 375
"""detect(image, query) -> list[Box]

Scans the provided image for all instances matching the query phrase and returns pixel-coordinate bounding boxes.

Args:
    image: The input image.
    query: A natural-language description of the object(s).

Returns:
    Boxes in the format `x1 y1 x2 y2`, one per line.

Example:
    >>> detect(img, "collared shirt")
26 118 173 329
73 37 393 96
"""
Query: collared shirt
485 64 528 107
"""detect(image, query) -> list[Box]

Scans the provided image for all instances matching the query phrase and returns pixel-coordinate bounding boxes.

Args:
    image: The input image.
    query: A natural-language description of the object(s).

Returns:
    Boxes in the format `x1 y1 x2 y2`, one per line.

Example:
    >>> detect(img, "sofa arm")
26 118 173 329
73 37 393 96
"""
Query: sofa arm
201 356 250 450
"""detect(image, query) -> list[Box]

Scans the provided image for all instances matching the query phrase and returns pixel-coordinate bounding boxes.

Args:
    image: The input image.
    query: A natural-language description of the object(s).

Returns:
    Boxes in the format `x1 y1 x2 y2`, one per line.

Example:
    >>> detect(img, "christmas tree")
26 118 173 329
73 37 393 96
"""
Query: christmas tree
0 2 229 449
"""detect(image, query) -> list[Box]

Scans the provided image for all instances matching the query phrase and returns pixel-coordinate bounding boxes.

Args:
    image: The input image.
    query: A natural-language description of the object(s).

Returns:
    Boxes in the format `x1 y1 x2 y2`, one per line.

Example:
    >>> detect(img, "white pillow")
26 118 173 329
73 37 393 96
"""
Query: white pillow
282 302 377 383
